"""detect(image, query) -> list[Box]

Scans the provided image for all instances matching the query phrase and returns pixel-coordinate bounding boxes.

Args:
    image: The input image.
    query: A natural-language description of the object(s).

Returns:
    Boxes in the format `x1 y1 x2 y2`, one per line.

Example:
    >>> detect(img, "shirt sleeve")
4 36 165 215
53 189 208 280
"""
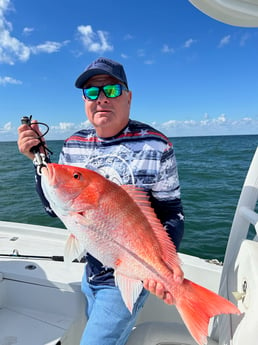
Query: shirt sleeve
34 167 57 218
149 194 184 251
149 145 184 250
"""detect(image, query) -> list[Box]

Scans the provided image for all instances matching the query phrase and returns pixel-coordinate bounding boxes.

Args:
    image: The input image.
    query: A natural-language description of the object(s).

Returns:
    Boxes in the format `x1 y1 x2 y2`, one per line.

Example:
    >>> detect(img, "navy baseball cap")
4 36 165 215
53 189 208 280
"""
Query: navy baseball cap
75 57 128 89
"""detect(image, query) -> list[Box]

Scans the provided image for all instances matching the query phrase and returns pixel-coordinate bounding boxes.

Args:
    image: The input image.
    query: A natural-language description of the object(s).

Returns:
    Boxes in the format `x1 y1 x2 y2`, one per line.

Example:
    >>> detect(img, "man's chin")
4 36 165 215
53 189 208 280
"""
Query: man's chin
94 115 113 126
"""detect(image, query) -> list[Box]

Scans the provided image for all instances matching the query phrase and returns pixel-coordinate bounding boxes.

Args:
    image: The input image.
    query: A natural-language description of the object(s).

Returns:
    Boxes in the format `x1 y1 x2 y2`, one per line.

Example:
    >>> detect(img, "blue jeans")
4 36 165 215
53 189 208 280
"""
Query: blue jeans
80 270 149 345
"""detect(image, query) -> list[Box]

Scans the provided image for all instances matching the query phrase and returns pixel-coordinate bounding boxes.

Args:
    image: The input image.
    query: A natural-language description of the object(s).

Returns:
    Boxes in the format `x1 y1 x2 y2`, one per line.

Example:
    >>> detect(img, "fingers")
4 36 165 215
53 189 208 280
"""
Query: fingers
143 279 175 305
17 120 44 160
30 120 45 139
163 291 174 305
174 265 184 284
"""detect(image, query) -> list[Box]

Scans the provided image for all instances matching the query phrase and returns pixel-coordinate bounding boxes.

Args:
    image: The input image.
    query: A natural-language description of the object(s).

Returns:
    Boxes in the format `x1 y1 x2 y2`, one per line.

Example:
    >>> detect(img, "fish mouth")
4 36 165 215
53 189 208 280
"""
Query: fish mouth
41 164 59 187
41 164 72 214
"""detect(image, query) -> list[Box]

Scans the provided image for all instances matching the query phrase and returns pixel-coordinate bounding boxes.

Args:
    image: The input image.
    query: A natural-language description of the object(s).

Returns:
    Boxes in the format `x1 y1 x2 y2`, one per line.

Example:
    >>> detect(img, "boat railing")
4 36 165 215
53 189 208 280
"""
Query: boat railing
239 206 258 234
211 146 258 344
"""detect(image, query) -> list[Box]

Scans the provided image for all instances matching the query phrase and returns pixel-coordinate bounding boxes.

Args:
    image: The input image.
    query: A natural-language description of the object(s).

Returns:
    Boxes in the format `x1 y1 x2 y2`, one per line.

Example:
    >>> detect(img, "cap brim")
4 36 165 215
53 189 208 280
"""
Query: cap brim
75 69 123 89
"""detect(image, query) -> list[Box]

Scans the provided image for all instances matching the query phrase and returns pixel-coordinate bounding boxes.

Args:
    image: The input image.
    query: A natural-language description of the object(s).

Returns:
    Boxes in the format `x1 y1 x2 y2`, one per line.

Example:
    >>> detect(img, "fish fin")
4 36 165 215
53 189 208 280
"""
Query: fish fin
114 270 143 313
64 234 86 263
121 185 180 272
175 279 241 345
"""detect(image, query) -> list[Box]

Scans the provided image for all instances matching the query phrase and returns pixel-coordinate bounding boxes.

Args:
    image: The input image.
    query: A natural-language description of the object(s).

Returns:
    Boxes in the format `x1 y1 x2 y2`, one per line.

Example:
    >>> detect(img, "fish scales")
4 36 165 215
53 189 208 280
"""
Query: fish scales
70 182 175 283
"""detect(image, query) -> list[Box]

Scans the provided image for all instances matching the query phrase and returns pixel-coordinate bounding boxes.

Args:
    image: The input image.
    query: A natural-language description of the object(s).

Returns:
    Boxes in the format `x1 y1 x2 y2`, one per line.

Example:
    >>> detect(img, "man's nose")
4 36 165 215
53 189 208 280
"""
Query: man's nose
97 90 109 102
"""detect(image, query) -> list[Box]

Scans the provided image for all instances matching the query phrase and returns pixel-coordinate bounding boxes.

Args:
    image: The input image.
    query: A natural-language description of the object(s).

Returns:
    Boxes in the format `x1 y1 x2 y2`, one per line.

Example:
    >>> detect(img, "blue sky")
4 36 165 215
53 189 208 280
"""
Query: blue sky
0 0 258 141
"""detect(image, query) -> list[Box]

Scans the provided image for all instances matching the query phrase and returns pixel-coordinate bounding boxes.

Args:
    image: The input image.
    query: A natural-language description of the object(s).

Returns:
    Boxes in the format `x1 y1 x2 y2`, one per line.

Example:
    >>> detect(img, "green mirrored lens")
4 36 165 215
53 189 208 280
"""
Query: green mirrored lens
85 87 99 100
103 84 121 98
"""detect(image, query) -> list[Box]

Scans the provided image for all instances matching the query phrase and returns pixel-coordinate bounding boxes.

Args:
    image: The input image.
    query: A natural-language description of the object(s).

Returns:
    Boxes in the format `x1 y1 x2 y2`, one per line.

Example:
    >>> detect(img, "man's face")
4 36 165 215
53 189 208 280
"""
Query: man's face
83 74 132 138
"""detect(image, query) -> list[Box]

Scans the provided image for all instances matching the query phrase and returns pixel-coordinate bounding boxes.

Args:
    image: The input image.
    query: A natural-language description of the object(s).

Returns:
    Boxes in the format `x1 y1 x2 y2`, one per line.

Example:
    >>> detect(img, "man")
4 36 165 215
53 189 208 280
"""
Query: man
18 57 184 345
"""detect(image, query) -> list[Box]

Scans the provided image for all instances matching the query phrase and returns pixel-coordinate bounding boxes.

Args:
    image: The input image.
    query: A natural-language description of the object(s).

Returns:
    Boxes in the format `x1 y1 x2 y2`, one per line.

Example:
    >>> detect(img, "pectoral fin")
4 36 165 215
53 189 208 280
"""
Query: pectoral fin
64 234 86 263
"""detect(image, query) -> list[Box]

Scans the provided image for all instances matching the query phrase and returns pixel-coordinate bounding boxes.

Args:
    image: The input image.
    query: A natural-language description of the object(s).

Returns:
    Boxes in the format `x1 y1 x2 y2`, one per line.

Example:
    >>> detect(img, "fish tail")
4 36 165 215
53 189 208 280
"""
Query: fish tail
175 279 240 345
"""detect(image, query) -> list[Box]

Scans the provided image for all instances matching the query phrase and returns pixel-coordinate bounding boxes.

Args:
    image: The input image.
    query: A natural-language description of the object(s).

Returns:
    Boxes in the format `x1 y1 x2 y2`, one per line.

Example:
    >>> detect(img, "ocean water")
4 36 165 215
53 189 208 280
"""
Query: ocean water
0 135 257 261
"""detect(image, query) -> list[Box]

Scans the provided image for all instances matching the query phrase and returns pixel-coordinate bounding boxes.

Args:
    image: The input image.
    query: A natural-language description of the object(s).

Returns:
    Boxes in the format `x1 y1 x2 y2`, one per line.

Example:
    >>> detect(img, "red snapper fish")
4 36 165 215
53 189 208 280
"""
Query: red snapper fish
41 163 240 345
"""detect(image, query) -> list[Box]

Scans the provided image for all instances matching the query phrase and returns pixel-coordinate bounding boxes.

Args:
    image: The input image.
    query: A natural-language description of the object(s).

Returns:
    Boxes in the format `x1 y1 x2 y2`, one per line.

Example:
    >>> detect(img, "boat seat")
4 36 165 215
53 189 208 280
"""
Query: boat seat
126 321 218 345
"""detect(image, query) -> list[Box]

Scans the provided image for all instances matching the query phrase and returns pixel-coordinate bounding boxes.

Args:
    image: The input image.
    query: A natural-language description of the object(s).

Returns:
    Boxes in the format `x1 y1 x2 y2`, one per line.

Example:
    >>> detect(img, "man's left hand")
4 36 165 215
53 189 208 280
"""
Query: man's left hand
143 279 175 305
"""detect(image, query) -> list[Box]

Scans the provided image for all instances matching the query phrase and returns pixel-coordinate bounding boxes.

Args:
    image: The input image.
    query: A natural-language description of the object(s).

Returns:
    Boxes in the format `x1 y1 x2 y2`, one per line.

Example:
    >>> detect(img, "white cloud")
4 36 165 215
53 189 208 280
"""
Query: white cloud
3 121 12 131
213 113 226 124
240 33 249 47
0 1 30 64
0 121 14 134
30 40 69 54
184 38 197 48
162 44 174 53
0 28 31 64
144 59 155 65
23 27 34 35
80 120 91 128
51 122 76 131
49 120 91 134
77 25 113 53
0 120 17 141
137 49 145 57
0 1 69 65
45 120 92 140
0 0 11 14
154 114 258 137
124 34 133 40
0 75 22 85
241 117 252 122
121 53 129 59
218 35 231 48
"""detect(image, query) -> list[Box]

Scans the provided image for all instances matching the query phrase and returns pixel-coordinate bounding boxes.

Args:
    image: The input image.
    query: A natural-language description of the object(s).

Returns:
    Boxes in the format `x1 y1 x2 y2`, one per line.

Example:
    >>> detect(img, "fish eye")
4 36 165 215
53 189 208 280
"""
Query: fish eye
73 172 81 180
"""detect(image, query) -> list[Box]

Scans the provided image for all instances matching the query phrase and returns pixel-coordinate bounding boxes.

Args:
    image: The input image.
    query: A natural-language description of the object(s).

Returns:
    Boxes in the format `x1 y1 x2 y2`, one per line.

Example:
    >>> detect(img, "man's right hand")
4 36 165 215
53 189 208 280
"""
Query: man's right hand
17 121 45 160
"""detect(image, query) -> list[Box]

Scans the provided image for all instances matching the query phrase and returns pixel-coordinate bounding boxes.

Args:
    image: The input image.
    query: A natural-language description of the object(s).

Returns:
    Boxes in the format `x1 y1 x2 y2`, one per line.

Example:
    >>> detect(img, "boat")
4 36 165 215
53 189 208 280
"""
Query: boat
1 2 258 344
1 145 257 344
189 0 258 27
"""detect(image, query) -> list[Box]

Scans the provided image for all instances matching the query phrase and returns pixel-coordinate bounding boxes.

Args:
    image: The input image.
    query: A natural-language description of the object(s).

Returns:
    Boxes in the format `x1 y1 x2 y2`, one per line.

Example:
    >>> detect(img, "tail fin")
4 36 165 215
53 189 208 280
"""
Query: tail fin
175 279 240 345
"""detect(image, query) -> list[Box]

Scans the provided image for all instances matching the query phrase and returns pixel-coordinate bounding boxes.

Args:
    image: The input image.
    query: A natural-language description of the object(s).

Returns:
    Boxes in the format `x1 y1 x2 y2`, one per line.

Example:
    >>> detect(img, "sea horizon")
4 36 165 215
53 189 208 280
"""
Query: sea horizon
1 132 258 143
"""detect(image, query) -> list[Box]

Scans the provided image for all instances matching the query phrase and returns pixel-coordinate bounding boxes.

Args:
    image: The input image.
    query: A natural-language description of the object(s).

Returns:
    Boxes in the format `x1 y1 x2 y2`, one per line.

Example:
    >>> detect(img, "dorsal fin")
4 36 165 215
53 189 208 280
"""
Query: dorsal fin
121 185 180 270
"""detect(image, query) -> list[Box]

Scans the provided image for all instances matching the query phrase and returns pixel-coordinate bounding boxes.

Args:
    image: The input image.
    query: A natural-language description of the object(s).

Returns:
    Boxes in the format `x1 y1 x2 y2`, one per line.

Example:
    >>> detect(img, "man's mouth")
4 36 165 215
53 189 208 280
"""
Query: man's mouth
95 109 111 115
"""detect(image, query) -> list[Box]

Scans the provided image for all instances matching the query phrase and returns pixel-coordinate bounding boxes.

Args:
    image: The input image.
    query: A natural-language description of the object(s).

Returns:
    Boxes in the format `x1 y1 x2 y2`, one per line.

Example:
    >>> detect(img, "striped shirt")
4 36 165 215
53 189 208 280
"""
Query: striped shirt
59 120 180 201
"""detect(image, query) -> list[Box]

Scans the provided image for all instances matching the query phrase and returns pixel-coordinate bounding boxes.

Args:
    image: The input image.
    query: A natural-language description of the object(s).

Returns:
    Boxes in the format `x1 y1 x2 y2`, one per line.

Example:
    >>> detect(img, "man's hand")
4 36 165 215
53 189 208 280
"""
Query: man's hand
17 121 45 160
143 265 184 305
143 279 175 305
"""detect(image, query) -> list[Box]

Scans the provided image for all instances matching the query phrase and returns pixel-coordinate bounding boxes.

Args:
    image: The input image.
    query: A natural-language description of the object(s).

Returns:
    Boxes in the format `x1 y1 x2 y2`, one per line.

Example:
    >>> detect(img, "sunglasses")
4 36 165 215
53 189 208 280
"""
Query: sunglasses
83 84 128 101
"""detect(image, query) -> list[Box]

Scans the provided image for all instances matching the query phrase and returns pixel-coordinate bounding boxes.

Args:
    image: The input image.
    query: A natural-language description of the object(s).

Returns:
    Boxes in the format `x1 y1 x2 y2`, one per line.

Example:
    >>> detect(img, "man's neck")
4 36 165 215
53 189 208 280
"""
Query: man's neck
95 121 130 139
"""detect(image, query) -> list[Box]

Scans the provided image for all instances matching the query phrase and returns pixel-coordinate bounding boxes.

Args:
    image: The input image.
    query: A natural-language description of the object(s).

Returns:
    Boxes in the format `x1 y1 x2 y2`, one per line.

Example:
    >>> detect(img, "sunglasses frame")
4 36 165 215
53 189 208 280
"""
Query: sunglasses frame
82 84 128 101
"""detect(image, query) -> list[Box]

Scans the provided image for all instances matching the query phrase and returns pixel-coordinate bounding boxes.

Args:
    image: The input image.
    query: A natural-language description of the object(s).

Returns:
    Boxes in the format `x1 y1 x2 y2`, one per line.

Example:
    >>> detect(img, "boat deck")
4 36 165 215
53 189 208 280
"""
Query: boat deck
0 222 86 345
